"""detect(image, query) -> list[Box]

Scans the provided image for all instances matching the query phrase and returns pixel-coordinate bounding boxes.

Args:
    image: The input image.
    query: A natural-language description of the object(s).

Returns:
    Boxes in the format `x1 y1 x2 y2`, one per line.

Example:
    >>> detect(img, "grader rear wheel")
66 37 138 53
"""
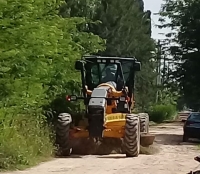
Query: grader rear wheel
56 113 72 156
123 114 140 157
139 113 149 133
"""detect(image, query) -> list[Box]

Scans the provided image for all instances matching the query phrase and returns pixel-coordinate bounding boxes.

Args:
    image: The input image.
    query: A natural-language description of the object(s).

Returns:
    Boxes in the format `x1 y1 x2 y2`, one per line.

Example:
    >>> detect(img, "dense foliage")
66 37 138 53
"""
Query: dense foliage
61 0 158 110
149 104 176 123
159 0 200 111
0 0 104 169
91 0 157 110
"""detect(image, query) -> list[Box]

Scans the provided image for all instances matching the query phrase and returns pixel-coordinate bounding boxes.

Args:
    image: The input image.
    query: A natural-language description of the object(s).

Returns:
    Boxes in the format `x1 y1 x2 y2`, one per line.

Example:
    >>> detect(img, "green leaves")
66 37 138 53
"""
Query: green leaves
0 0 106 169
90 0 157 110
159 0 200 110
0 0 105 107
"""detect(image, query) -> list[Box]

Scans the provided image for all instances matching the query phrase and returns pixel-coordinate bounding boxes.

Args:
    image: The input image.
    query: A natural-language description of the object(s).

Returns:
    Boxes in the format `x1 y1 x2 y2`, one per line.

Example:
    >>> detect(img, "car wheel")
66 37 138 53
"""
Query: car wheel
183 134 189 142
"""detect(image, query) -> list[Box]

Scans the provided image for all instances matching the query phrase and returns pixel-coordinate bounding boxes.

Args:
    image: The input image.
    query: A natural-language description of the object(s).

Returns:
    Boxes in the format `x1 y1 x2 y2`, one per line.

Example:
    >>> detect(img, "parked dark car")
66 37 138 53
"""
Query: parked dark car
183 112 200 142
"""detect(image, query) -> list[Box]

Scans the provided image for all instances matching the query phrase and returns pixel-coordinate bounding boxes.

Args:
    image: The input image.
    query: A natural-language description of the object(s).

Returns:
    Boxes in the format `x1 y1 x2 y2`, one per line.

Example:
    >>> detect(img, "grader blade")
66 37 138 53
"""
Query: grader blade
140 133 155 147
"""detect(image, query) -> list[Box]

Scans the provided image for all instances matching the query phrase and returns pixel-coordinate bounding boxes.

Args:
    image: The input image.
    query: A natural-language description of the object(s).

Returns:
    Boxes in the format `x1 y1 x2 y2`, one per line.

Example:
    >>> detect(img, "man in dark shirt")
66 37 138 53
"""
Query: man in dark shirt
101 64 117 83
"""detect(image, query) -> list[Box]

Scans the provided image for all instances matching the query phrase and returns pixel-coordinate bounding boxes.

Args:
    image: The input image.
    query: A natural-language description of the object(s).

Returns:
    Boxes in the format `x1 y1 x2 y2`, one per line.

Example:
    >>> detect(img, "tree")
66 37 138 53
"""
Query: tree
159 0 200 110
91 0 157 110
0 0 105 169
0 0 105 111
62 0 158 110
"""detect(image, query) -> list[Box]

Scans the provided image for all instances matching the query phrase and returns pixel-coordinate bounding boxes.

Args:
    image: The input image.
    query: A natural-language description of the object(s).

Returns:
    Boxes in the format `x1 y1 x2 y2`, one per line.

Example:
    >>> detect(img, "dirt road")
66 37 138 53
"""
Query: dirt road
4 122 200 174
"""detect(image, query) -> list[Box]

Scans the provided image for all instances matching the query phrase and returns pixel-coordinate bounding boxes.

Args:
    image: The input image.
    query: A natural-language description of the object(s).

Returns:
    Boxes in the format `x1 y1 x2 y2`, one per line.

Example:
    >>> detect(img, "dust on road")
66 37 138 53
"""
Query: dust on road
3 122 200 174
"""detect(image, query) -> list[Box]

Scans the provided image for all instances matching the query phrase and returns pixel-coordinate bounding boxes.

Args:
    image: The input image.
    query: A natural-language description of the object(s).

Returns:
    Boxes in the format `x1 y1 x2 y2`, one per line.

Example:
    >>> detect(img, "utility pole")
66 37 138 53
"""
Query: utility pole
156 40 162 103
156 40 162 86
163 52 166 84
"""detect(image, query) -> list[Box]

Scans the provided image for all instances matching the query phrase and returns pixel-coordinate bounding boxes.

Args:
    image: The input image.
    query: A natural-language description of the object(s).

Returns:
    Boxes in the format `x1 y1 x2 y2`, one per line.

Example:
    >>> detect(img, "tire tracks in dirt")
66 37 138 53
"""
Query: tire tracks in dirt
3 122 200 174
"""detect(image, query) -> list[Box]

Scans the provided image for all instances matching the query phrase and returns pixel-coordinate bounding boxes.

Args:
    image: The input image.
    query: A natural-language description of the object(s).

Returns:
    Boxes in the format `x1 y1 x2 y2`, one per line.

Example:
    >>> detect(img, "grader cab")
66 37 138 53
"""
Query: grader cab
56 56 155 157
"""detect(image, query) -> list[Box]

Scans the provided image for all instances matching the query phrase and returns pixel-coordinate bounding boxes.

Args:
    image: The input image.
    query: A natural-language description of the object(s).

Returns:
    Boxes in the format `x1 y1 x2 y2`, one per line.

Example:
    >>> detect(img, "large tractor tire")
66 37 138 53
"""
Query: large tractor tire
139 113 149 133
123 114 140 157
56 113 72 156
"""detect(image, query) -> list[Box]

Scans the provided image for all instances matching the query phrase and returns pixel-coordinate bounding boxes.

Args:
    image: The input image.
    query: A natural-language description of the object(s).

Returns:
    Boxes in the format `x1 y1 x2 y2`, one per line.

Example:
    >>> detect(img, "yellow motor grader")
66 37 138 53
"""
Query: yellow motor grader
56 55 155 157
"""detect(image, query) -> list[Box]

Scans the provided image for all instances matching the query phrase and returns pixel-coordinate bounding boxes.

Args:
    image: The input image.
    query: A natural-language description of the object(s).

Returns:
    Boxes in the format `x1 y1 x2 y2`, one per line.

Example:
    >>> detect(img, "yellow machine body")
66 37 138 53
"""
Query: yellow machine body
70 83 130 139
71 113 127 138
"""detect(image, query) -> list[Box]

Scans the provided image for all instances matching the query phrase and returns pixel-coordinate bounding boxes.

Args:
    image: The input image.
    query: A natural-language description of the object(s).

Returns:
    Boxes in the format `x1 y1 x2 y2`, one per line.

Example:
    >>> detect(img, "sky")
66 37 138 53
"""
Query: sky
143 0 171 40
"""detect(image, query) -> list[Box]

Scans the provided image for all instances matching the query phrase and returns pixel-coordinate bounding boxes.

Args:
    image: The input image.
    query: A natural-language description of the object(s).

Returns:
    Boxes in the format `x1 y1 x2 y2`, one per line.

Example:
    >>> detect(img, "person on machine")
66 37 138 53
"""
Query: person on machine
101 64 125 91
101 64 117 83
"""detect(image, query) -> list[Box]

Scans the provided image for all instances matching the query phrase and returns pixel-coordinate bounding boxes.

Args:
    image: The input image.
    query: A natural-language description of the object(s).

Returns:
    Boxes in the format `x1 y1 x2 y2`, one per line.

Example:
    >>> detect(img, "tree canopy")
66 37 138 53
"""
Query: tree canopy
159 0 200 110
0 0 105 169
95 0 157 110
58 0 158 110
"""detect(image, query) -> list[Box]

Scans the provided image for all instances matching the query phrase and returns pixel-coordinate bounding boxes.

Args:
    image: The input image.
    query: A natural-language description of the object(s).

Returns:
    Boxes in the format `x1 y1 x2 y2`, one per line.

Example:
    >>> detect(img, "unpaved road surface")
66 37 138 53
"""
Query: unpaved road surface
4 122 200 174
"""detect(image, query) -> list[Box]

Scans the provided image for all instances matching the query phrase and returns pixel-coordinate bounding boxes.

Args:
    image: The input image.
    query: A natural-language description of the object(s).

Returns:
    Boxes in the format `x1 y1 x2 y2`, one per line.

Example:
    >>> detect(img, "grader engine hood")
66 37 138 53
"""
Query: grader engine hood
87 82 116 138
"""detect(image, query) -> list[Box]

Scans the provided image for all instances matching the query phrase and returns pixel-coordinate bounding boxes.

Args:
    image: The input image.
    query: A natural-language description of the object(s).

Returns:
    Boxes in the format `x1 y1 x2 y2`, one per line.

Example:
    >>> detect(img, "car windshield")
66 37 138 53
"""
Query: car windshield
188 113 200 121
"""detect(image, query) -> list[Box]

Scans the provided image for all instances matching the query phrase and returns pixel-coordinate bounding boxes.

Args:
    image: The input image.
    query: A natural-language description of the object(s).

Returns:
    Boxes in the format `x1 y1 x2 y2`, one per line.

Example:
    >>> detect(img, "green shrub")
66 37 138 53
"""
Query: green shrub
0 108 54 170
148 104 176 123
164 104 176 120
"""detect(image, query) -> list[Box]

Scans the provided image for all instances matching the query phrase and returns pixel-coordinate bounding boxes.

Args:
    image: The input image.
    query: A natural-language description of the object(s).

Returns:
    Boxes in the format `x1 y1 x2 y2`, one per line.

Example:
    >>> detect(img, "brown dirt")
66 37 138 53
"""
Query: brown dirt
3 122 200 174
69 137 158 155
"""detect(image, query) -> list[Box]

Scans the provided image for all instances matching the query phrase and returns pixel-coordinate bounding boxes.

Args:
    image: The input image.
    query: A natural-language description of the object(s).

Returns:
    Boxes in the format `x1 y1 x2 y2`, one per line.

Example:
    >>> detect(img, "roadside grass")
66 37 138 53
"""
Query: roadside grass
148 104 177 123
0 108 54 171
